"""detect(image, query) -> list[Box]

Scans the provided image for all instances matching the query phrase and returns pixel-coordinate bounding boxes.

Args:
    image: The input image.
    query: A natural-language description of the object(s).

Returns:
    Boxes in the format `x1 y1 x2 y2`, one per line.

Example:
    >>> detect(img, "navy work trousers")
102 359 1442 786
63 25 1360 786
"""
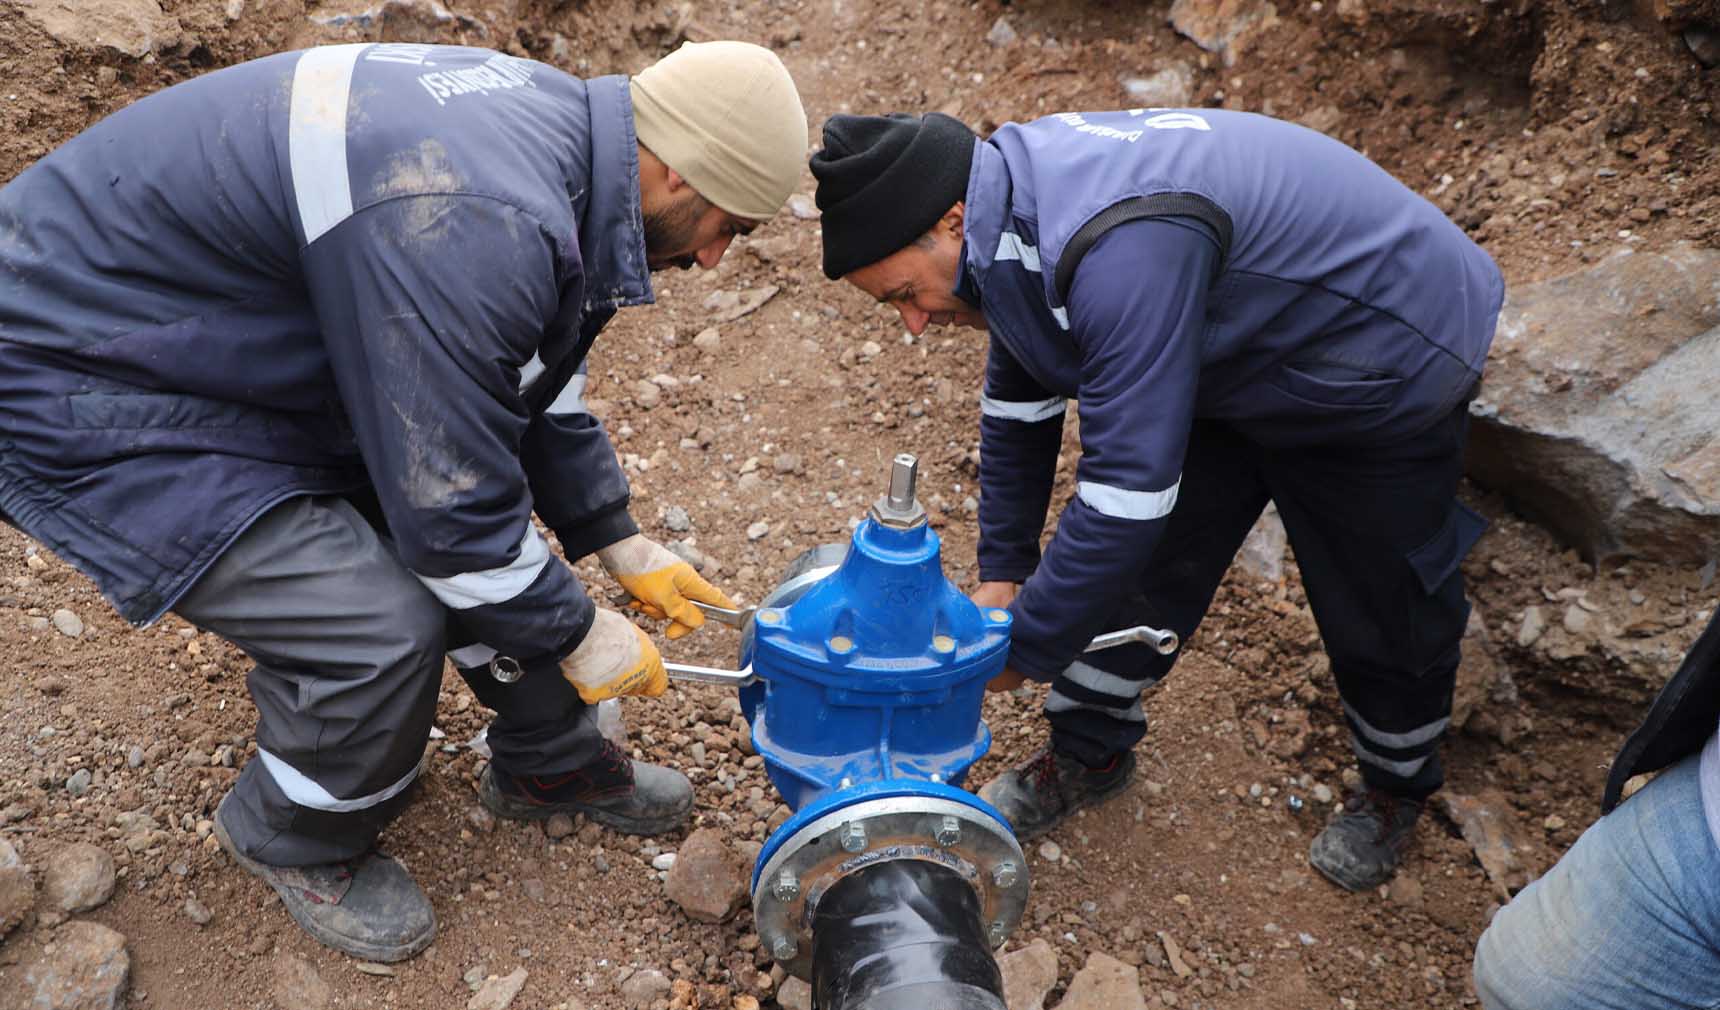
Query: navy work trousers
1048 404 1485 799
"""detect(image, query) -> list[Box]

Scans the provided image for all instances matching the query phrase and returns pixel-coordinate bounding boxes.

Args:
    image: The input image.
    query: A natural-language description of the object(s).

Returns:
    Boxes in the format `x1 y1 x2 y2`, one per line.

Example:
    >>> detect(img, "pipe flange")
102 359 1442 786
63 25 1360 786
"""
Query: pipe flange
751 794 1029 980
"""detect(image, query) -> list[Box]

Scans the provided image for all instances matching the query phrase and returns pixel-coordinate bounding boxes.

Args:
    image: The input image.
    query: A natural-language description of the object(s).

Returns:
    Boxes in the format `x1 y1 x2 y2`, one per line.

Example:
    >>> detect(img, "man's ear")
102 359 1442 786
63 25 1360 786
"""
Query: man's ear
664 168 693 195
941 202 966 240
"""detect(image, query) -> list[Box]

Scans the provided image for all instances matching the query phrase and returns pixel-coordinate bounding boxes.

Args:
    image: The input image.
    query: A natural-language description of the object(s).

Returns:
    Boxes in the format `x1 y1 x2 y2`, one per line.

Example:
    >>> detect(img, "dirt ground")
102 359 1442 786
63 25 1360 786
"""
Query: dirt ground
2 0 1718 1008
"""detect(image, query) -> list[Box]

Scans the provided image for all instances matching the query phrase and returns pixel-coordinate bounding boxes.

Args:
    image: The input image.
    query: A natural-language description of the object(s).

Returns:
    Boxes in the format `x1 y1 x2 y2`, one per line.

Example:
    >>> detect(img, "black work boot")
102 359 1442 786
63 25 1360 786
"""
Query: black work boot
213 796 435 962
479 739 693 836
1309 788 1424 892
978 747 1137 841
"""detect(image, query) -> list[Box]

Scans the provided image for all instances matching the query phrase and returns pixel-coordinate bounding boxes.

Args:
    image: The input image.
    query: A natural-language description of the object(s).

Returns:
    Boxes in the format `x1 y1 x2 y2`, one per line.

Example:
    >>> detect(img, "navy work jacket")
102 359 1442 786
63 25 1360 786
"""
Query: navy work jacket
961 109 1505 679
0 44 652 669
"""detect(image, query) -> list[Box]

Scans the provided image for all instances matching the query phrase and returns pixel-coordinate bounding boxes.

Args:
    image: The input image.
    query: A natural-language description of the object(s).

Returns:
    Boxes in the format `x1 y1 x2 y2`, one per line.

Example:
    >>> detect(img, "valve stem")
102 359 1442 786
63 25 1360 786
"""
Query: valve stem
870 452 928 530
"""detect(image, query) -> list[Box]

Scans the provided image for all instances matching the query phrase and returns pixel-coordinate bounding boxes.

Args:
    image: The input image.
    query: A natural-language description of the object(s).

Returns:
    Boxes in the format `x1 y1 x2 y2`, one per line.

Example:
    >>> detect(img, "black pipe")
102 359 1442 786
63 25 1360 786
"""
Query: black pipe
810 859 1007 1010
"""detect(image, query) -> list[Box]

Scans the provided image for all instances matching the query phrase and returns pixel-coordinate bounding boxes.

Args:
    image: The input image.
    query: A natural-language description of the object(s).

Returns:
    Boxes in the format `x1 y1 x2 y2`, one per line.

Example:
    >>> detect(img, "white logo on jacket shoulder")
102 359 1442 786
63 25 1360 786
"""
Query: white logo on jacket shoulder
416 54 537 106
1126 110 1213 131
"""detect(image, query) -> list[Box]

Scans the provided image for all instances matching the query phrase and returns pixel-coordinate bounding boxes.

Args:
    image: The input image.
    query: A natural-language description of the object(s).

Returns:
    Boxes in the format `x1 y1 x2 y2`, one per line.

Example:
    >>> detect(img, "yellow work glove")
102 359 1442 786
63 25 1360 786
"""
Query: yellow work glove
559 608 667 704
597 533 737 640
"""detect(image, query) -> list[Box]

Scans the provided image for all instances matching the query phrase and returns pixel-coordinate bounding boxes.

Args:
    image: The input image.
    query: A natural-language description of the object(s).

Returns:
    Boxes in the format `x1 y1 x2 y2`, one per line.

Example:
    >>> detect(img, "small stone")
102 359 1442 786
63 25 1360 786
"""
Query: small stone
1387 874 1425 908
746 521 770 541
273 953 331 1010
619 968 672 1008
633 380 662 408
545 813 575 840
126 746 144 768
51 608 85 637
184 896 213 925
1062 950 1147 1008
0 839 32 939
693 327 721 352
986 15 1018 46
468 967 529 1010
1159 932 1194 978
353 962 396 977
1544 813 1568 831
467 806 496 834
777 977 812 1010
997 938 1058 1010
25 921 130 1010
773 453 801 475
651 852 677 871
1037 840 1062 862
663 506 692 533
38 676 68 696
42 843 116 913
1517 606 1546 647
663 828 746 923
787 194 820 221
1312 783 1334 804
1563 603 1596 636
1122 63 1195 107
66 769 93 796
859 340 883 359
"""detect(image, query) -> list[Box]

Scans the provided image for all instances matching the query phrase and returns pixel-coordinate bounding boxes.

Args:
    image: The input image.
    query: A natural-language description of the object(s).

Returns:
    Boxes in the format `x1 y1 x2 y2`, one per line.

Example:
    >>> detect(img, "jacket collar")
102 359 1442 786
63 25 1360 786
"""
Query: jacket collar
575 76 653 314
958 139 1013 302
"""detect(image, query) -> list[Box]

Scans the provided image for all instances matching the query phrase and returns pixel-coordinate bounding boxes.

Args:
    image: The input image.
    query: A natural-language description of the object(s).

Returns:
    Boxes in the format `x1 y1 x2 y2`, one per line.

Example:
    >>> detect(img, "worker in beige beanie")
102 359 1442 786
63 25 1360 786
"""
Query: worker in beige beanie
630 40 808 270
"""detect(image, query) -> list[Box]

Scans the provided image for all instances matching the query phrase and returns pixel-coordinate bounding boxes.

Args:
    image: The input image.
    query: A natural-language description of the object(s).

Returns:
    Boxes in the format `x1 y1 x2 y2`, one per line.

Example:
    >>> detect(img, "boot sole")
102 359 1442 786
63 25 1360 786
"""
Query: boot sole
478 768 691 838
213 799 435 963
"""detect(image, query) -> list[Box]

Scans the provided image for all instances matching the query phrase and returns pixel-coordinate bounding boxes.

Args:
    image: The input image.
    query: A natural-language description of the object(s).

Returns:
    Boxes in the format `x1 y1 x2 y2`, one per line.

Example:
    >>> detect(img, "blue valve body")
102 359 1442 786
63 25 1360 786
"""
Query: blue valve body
739 515 1011 814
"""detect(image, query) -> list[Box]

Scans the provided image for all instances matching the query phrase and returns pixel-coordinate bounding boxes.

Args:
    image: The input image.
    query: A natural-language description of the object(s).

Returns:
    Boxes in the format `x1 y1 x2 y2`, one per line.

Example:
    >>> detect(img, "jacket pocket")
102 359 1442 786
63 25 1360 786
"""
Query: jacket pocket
1276 359 1405 410
1402 502 1488 676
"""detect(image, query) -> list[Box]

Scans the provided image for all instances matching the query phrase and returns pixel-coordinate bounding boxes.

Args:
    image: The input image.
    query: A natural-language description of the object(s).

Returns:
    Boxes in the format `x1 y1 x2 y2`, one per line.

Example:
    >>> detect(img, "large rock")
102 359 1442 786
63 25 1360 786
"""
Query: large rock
1167 0 1279 65
1053 951 1146 1010
41 845 115 915
1437 789 1537 901
1 838 33 938
662 828 746 923
25 922 129 1010
15 0 181 57
998 938 1059 1010
1469 244 1720 564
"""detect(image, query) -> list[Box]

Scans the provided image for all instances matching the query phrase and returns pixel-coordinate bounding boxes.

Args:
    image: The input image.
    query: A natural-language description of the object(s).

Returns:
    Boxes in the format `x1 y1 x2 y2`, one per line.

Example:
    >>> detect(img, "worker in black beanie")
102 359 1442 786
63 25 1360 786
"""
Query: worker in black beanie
811 113 976 280
808 107 1503 899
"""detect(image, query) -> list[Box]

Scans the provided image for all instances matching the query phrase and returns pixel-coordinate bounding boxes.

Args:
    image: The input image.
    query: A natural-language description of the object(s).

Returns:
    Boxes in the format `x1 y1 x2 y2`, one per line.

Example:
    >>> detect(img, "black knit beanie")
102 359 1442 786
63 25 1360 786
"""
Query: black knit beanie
810 113 977 279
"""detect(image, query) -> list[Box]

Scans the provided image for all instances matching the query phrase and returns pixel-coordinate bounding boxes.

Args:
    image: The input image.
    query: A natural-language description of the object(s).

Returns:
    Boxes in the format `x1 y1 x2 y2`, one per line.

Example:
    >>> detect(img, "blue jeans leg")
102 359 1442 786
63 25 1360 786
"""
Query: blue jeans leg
1473 752 1720 1010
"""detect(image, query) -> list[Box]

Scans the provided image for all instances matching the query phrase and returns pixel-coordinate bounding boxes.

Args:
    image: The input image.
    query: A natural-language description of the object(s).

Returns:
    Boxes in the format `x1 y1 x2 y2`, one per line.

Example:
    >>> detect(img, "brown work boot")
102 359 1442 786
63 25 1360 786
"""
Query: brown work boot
978 747 1136 841
213 796 435 962
1309 788 1423 891
479 739 693 836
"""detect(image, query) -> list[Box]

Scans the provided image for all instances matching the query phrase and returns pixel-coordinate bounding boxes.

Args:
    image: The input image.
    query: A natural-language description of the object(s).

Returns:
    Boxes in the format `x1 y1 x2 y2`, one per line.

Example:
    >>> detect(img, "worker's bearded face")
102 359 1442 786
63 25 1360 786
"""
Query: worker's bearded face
642 190 710 271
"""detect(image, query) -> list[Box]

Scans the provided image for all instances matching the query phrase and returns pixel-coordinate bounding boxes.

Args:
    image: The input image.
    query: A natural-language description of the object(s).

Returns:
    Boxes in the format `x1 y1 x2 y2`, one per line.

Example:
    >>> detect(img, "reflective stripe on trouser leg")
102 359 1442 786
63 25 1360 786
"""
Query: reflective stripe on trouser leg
1044 658 1154 768
1260 404 1476 800
172 495 446 866
452 642 606 779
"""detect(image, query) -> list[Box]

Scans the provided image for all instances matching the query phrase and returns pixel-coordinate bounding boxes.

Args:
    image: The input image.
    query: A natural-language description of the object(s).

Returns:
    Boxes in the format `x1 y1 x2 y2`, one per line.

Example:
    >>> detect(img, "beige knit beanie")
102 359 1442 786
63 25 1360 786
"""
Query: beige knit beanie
630 41 807 221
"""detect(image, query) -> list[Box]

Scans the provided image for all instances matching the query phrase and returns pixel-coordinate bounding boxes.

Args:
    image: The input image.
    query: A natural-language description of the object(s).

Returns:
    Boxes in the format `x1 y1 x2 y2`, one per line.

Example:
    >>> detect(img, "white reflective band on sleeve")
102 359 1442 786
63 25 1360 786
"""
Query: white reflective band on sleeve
417 526 552 610
979 393 1066 423
518 353 546 392
257 747 420 813
1050 305 1070 330
448 643 498 669
1076 477 1181 520
288 44 368 245
545 373 589 416
995 232 1042 272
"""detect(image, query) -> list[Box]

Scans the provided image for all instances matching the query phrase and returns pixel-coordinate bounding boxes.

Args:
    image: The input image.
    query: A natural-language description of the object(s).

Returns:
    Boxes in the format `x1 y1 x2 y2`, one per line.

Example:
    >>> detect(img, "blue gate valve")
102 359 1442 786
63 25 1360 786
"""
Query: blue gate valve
667 453 1032 977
